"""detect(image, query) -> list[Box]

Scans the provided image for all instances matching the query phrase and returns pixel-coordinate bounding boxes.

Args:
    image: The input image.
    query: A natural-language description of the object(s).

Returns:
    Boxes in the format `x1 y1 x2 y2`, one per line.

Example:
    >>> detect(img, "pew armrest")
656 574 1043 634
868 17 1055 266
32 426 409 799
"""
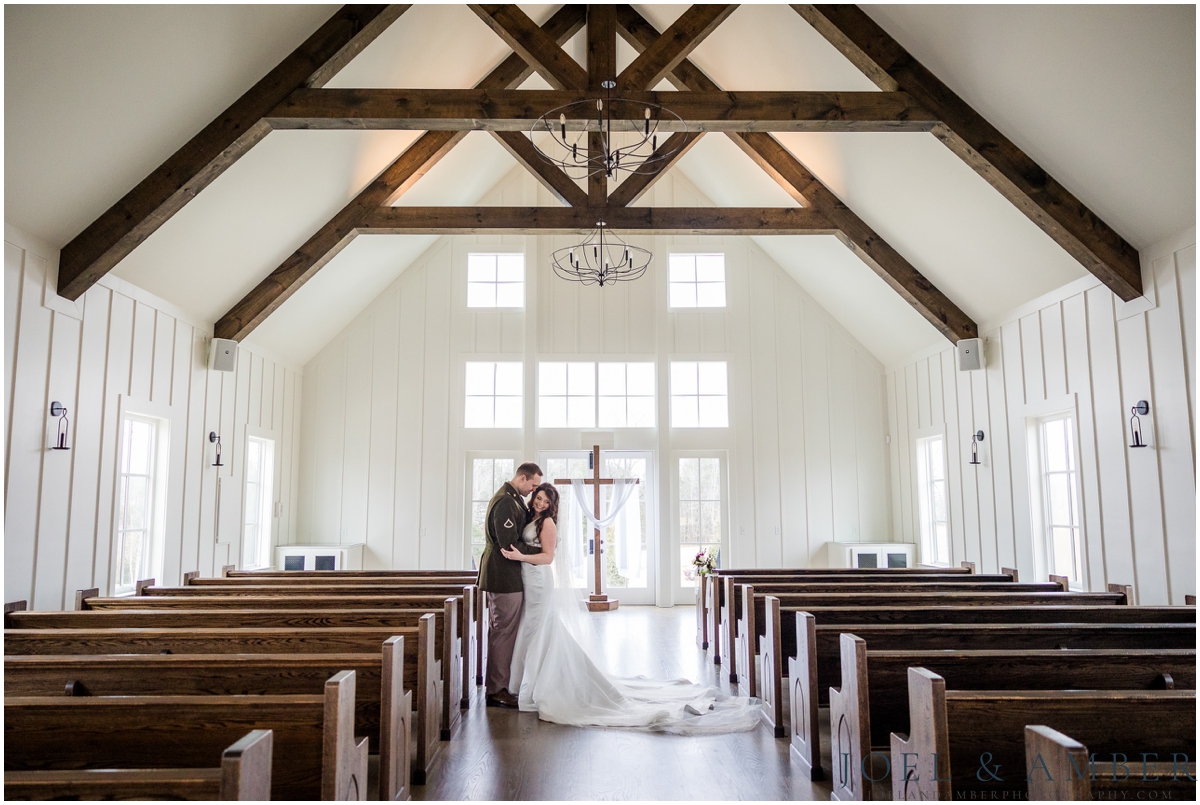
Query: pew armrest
1025 725 1091 801
220 729 274 801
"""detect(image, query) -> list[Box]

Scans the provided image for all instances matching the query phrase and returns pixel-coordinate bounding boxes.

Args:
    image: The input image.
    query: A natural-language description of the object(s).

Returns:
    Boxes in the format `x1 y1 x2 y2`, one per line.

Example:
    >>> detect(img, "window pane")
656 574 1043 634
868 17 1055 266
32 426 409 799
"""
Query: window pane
468 254 496 282
128 421 152 475
125 477 147 530
598 396 626 428
567 362 594 395
680 500 700 541
695 254 724 282
496 254 524 282
697 362 727 395
627 363 655 396
540 362 567 396
494 396 523 428
472 502 488 545
494 363 523 396
598 363 626 395
696 282 726 307
698 395 729 428
679 458 699 501
473 459 494 500
467 282 495 308
1052 527 1076 580
464 397 494 428
495 458 514 481
626 396 655 428
671 396 699 428
546 458 567 481
540 396 567 428
1044 419 1068 471
1047 473 1073 526
932 479 947 522
120 531 144 587
928 438 945 480
669 254 695 282
465 363 495 395
700 500 721 541
700 458 720 500
566 395 595 428
671 362 698 395
245 440 260 481
495 282 523 307
670 282 697 308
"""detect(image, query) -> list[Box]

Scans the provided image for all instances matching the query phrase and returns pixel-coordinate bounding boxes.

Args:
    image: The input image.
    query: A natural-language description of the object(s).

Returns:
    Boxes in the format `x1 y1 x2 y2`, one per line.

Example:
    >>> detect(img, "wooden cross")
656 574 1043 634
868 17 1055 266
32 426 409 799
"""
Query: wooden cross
554 444 639 612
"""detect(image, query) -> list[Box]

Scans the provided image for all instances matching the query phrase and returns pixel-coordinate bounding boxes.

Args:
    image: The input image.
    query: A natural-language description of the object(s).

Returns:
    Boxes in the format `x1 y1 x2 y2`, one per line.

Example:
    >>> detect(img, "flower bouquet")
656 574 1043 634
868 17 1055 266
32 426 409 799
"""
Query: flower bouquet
691 548 718 577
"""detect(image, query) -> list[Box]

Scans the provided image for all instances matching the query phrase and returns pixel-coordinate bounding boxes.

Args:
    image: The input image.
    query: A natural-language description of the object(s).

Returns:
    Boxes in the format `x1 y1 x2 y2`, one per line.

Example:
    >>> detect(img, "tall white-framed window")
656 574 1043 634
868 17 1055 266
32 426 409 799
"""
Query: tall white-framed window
537 361 656 429
598 362 655 428
1031 413 1084 586
669 253 726 308
242 435 275 570
678 456 724 589
467 455 516 567
465 361 523 428
669 361 728 428
467 253 525 308
915 434 949 567
113 411 170 594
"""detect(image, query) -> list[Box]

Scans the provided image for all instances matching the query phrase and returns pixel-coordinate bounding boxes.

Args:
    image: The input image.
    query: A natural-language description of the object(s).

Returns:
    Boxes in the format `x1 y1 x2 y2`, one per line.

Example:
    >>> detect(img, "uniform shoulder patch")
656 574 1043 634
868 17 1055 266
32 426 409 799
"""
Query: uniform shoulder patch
503 518 514 529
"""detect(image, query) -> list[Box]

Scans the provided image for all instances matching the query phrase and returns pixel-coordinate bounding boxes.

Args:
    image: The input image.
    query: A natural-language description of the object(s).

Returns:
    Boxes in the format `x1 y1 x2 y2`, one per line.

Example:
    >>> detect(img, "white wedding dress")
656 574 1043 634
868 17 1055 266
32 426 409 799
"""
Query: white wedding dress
507 521 761 734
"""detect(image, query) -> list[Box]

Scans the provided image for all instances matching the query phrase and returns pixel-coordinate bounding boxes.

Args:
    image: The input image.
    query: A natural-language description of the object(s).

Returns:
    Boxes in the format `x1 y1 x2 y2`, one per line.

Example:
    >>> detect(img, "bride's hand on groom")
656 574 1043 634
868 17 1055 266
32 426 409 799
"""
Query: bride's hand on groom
500 545 524 562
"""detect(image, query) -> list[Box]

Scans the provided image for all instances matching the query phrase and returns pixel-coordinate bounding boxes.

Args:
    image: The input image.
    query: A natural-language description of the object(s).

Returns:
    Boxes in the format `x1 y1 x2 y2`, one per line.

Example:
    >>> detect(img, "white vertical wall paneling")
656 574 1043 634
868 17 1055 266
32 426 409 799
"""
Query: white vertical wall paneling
827 331 860 543
366 291 400 570
800 312 834 552
419 242 453 567
887 235 1195 600
341 322 373 548
747 255 782 565
4 233 301 607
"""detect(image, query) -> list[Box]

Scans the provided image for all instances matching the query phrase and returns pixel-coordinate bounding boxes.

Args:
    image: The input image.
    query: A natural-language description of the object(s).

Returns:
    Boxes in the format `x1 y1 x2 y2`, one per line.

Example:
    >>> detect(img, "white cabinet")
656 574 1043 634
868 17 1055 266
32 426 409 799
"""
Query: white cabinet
826 542 916 570
274 544 364 571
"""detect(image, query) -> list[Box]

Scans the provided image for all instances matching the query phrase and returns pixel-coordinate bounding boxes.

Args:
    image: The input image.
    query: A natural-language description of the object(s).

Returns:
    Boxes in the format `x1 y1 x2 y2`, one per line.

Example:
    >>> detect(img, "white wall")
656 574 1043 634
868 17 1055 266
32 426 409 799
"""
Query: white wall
4 224 302 608
296 168 892 602
886 229 1195 604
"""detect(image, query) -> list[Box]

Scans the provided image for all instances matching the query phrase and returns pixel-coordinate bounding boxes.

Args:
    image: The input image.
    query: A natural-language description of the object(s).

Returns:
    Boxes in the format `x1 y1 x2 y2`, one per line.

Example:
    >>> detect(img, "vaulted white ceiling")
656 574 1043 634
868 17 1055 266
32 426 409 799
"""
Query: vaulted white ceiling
6 4 1194 368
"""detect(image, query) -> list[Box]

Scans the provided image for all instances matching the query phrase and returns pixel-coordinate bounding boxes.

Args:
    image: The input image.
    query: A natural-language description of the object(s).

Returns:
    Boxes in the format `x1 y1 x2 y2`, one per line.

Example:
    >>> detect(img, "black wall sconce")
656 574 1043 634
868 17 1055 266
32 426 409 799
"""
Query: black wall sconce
1129 401 1149 448
50 402 70 450
969 430 984 465
209 431 224 467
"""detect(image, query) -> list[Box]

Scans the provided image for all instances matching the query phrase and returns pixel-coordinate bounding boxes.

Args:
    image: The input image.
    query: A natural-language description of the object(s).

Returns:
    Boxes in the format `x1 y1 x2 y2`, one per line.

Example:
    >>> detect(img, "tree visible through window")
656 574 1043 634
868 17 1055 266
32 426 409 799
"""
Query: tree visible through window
469 458 514 566
679 457 722 587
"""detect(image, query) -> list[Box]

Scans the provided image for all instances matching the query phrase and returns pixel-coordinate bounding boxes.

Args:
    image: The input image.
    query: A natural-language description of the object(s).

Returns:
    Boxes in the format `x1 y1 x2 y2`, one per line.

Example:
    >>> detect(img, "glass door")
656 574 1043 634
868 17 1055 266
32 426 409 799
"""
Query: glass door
674 454 727 603
540 449 656 605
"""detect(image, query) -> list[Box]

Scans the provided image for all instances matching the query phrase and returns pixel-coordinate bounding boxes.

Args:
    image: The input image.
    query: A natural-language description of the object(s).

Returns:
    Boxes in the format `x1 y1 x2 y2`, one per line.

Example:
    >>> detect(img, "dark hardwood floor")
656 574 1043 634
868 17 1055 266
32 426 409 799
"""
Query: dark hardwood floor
415 605 834 800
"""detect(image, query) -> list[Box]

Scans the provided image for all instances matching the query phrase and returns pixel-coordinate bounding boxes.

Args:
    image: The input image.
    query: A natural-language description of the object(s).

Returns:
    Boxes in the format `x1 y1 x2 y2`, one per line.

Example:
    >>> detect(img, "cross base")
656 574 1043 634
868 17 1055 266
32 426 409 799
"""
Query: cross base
585 594 619 612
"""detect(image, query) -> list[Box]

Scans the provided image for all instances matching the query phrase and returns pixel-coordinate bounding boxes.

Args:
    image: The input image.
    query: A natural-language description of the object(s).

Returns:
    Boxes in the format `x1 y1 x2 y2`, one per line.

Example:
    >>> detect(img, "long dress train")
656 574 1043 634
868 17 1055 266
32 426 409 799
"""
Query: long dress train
508 521 760 735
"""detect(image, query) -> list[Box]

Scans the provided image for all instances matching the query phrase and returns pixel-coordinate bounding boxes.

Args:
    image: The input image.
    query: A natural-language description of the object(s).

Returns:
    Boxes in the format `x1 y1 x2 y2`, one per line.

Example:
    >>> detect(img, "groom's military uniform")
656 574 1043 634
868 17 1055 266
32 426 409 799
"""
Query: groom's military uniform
477 481 531 697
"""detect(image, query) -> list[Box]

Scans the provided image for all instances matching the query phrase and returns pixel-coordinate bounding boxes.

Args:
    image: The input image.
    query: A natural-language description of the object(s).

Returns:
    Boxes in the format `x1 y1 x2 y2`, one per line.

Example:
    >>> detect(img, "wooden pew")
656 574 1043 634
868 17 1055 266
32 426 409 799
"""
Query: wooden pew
787 615 1195 782
1025 724 1198 801
5 640 413 799
138 583 480 709
889 668 1196 800
828 634 1196 800
702 569 999 659
758 600 1195 746
4 729 273 801
5 671 369 801
723 585 1124 687
224 568 476 579
4 622 442 785
77 591 469 728
730 580 1059 689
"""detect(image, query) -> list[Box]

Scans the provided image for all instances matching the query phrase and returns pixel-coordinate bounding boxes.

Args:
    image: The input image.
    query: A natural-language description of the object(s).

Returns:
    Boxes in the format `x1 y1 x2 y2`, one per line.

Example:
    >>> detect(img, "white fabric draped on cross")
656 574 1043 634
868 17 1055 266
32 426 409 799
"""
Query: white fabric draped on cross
571 478 638 532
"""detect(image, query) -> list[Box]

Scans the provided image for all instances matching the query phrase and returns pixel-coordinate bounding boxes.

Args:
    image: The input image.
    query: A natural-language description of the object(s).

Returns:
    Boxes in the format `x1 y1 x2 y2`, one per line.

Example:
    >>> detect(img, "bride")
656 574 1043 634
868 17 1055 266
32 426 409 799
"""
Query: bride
500 483 760 734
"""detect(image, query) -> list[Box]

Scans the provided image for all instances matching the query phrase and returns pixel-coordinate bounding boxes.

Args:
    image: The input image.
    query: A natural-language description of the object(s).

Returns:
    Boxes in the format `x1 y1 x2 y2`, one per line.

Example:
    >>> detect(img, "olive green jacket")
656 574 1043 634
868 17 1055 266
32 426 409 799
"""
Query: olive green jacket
476 482 532 594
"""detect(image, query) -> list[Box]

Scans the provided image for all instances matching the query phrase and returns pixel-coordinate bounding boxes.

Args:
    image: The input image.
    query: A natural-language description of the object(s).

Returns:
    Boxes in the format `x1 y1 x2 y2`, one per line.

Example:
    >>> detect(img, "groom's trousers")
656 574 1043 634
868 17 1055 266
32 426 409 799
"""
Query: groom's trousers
486 591 523 694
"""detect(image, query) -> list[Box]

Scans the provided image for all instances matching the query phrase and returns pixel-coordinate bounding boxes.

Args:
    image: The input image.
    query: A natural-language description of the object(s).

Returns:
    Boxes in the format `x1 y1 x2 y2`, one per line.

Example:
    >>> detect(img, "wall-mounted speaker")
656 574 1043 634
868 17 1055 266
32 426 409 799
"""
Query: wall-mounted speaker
957 338 984 371
208 338 238 372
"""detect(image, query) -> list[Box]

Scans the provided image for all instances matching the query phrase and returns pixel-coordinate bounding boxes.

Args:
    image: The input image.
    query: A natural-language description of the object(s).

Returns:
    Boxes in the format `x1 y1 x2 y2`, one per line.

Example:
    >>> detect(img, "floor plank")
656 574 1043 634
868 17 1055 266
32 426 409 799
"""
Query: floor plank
415 605 833 800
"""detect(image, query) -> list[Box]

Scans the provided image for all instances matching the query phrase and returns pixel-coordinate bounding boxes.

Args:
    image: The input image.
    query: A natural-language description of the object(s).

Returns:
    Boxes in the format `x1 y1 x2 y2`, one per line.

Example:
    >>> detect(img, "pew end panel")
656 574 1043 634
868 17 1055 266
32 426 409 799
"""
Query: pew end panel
736 585 756 697
476 589 487 687
221 728 274 801
1025 725 1090 801
74 587 98 611
759 595 784 737
414 612 441 785
788 611 824 781
459 586 474 709
221 565 235 577
707 575 721 664
960 561 976 574
323 669 367 801
1187 595 1196 606
183 570 200 585
829 633 871 802
889 667 951 802
1001 567 1018 582
1049 574 1069 592
381 635 412 802
1108 582 1135 605
441 598 462 739
723 576 738 683
696 572 708 649
134 578 156 596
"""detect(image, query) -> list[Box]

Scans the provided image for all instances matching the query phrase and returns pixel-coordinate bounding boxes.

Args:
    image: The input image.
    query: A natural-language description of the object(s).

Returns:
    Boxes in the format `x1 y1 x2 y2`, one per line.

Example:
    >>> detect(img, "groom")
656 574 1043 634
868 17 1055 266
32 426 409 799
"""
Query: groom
477 461 542 708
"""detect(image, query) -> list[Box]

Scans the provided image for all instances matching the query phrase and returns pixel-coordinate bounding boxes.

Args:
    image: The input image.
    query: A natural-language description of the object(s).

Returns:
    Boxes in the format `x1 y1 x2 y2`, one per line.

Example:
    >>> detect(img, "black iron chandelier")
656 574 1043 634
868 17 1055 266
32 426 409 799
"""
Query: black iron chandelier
531 80 686 181
550 222 651 287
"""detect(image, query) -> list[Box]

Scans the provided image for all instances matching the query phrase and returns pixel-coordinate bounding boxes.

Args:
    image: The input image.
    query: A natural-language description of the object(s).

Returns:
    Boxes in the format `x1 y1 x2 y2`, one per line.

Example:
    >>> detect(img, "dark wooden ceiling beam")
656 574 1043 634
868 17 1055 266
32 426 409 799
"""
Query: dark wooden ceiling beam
607 132 706 207
358 206 837 235
490 132 588 207
264 88 936 132
617 5 737 91
215 4 587 341
615 3 977 343
587 5 617 204
793 4 1142 300
469 4 589 90
56 4 410 301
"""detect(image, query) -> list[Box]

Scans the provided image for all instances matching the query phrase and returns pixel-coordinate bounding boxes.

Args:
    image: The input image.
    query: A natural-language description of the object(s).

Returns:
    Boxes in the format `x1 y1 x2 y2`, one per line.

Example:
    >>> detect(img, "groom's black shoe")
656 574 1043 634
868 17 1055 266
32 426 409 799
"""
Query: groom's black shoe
486 690 519 708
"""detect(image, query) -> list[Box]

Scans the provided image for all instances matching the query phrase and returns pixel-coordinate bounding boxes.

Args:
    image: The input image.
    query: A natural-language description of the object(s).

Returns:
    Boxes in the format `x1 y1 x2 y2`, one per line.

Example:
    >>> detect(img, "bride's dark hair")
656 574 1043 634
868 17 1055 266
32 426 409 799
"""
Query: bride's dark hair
531 482 559 540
